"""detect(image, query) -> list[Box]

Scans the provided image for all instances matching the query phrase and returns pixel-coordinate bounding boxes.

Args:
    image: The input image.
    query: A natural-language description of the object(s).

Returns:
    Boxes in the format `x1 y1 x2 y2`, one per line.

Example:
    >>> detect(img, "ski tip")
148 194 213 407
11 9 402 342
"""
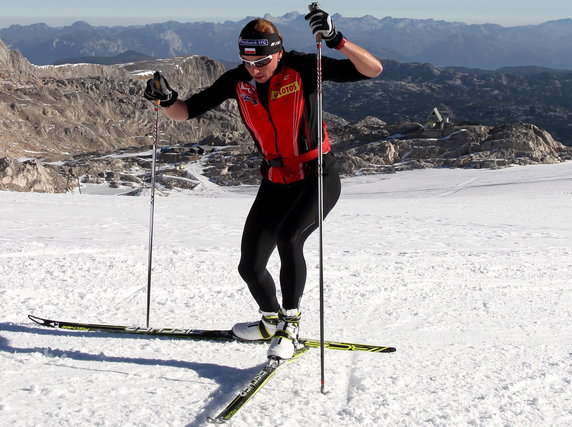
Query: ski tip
28 314 42 324
28 314 58 328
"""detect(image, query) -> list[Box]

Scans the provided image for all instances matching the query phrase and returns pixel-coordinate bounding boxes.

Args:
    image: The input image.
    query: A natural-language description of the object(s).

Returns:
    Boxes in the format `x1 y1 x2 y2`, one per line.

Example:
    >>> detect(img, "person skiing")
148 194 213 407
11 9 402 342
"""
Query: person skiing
143 8 382 360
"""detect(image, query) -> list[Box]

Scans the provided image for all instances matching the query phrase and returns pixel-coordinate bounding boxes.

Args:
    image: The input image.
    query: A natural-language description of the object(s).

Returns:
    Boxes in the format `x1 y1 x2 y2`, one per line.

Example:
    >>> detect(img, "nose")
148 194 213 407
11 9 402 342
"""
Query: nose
247 68 261 78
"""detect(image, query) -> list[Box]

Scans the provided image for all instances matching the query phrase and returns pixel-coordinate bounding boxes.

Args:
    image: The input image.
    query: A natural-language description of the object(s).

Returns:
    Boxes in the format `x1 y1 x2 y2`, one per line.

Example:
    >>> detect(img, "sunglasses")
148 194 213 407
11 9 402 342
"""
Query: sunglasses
241 54 273 68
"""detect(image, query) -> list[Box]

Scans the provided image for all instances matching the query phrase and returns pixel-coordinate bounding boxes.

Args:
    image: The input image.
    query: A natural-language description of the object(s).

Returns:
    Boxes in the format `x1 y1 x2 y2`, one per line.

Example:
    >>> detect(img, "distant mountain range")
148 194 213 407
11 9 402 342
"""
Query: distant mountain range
1 13 572 70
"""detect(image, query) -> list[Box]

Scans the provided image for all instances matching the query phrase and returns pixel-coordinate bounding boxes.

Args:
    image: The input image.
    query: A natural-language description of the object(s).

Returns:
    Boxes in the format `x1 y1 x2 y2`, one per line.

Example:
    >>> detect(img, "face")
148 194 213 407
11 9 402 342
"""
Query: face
241 50 283 83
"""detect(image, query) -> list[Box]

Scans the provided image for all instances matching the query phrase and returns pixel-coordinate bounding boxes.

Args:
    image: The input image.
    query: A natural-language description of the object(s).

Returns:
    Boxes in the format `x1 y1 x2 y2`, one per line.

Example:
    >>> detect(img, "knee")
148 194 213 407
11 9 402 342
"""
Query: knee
276 228 303 253
238 259 264 283
238 260 254 282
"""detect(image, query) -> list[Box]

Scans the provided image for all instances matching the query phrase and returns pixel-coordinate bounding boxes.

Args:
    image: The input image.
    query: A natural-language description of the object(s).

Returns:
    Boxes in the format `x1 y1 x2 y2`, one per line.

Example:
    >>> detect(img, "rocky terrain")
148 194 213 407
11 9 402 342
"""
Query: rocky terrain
1 38 571 194
323 60 572 147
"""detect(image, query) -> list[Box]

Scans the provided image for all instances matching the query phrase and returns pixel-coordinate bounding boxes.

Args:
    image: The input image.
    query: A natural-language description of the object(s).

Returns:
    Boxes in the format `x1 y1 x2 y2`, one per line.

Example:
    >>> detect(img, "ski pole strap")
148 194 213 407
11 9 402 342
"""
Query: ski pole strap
335 37 348 50
264 141 331 168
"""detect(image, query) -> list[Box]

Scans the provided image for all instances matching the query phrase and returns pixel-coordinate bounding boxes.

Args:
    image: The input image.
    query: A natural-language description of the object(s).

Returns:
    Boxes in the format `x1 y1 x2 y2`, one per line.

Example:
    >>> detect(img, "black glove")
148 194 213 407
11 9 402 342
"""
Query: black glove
304 8 344 49
143 71 178 107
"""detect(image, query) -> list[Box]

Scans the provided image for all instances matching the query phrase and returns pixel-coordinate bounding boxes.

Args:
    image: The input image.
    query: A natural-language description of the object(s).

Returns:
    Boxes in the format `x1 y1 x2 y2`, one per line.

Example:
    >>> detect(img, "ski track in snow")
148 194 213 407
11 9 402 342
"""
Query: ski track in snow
1 163 571 426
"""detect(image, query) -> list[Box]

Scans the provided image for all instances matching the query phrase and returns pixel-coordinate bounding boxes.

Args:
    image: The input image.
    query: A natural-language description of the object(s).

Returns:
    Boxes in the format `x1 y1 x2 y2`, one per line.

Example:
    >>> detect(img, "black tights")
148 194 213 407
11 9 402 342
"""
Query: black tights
238 157 341 312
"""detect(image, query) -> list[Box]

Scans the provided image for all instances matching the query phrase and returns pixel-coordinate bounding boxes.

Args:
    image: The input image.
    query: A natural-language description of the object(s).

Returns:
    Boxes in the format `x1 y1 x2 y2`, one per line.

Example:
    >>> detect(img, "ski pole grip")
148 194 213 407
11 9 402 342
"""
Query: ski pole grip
153 73 162 106
308 2 323 42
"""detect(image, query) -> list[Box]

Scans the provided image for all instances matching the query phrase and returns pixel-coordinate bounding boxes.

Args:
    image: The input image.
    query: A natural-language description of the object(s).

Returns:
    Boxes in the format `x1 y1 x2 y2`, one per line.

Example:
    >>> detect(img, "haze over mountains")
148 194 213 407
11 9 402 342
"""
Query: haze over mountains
1 13 572 70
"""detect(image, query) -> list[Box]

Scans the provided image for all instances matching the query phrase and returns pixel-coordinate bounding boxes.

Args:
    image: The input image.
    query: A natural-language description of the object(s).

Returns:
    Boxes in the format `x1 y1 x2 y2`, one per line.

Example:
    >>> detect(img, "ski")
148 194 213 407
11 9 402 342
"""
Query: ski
28 314 396 353
207 347 309 424
28 314 235 341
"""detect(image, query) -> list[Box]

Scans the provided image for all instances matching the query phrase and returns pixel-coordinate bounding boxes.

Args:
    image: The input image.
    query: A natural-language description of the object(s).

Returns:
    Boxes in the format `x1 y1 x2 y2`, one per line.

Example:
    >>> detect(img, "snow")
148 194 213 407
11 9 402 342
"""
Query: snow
1 162 571 426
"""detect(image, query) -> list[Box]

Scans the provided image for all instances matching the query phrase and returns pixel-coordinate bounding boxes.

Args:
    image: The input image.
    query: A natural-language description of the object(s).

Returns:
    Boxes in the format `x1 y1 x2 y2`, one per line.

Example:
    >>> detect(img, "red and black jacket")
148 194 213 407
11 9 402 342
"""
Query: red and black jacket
185 50 370 184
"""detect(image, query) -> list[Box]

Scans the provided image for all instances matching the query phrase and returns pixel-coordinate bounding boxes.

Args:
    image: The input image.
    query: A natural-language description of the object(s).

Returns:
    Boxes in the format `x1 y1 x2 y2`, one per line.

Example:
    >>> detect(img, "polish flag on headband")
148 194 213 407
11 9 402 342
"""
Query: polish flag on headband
244 47 257 54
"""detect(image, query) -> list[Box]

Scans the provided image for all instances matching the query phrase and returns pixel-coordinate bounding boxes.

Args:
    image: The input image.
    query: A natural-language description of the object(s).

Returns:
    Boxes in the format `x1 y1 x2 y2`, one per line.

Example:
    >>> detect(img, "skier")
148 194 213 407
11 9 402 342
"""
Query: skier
143 8 382 360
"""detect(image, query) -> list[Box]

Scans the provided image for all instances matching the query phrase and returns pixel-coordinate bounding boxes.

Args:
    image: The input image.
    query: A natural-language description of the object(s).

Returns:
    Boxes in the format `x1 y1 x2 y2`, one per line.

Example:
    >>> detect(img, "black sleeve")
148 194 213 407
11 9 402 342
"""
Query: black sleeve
322 55 370 83
184 67 250 119
285 50 370 83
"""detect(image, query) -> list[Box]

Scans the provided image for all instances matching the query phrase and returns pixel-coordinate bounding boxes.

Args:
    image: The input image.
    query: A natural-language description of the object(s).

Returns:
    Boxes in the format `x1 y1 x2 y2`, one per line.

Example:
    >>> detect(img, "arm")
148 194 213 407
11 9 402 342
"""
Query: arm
305 8 383 78
144 69 241 121
162 100 189 122
338 40 383 78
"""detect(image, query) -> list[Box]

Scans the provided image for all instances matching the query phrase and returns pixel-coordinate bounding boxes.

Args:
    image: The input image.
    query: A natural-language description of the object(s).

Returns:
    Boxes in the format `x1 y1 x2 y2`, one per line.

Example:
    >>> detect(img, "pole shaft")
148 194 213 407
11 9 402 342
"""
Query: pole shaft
317 38 326 395
308 1 326 394
146 104 159 327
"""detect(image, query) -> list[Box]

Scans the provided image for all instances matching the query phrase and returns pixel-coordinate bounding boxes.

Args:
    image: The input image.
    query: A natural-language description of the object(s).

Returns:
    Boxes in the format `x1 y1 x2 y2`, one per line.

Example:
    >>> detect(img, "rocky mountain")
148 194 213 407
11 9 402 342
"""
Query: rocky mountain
1 38 571 193
0 37 247 160
1 14 572 70
323 60 572 146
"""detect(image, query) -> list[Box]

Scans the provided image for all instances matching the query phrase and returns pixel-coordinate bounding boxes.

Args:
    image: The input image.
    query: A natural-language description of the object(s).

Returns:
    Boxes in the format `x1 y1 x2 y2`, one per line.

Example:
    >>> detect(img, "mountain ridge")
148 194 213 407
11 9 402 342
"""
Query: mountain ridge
1 14 572 69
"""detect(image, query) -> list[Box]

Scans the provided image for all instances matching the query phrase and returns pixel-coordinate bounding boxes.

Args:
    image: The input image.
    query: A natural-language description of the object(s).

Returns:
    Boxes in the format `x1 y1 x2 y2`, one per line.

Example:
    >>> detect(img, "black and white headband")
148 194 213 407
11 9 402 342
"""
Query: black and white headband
238 32 283 56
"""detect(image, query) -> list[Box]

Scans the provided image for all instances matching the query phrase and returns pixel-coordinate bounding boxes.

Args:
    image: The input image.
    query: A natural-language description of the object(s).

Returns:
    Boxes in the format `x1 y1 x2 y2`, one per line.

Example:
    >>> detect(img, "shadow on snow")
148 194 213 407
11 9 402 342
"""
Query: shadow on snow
0 322 268 425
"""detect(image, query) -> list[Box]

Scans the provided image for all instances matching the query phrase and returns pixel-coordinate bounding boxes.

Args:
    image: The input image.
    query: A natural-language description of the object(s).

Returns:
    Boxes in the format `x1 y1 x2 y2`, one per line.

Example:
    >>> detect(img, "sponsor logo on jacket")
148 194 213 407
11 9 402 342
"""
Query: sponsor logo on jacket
271 81 301 100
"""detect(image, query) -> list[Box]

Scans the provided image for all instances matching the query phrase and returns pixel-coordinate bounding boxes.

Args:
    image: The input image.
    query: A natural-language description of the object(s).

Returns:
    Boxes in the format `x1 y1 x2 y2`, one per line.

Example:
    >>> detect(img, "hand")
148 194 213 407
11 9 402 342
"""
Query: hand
304 8 344 49
143 71 178 107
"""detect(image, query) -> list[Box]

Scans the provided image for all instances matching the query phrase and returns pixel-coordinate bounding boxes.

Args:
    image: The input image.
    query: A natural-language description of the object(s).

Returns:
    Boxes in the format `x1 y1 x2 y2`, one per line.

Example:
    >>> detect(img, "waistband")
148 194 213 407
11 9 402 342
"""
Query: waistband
264 144 330 168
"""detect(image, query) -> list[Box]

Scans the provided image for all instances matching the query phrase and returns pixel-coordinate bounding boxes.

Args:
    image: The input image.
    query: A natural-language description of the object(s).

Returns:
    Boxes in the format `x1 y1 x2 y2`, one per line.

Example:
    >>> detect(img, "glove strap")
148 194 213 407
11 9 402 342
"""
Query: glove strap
325 31 344 49
335 37 348 50
159 90 178 108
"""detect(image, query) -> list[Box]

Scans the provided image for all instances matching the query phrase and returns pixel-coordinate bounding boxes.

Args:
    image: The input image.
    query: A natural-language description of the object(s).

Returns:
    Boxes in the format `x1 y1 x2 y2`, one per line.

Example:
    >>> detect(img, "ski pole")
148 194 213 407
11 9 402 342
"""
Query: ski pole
308 1 326 394
146 76 161 327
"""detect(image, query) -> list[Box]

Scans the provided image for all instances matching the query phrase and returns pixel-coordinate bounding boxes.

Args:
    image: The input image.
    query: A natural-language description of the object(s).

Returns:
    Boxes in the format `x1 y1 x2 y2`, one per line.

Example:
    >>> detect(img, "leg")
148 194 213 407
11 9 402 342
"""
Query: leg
268 157 341 359
277 159 341 309
238 180 287 313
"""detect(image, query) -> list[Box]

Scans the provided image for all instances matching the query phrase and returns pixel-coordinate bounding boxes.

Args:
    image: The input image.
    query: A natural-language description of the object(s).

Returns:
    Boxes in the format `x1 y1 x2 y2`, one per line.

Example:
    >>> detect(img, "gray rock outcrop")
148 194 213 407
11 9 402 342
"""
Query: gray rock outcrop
0 157 75 192
1 39 247 163
334 120 571 176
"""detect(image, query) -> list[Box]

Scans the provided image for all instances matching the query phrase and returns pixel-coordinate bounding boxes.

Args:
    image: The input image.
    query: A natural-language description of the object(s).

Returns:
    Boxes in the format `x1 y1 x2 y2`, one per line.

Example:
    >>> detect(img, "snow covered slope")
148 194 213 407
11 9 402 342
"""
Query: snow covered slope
1 163 571 426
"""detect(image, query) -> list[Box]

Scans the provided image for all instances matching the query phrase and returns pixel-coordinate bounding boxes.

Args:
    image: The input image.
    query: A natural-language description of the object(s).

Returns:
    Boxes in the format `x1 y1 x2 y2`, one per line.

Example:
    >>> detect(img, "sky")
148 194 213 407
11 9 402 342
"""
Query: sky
1 0 571 28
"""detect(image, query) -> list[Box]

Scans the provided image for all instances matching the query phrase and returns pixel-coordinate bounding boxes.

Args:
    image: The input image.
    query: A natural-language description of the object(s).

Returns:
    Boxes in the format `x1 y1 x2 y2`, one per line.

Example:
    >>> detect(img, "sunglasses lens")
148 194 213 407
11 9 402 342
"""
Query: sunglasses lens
242 55 273 67
255 58 272 67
